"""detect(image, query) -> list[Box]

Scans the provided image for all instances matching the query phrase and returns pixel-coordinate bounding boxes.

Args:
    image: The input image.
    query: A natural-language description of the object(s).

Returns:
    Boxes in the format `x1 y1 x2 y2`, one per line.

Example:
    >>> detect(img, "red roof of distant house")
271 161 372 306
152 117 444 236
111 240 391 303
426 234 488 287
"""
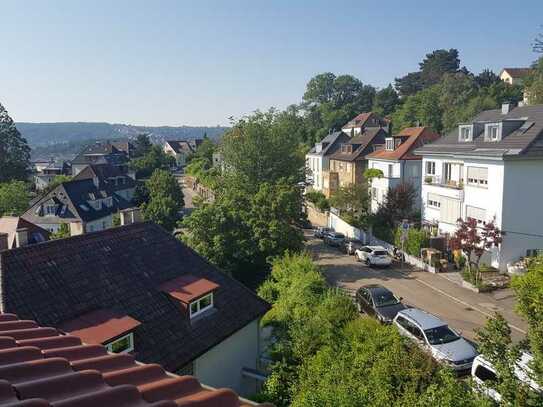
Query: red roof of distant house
160 275 219 303
0 312 260 407
366 127 440 161
500 67 534 78
59 309 141 344
341 112 390 130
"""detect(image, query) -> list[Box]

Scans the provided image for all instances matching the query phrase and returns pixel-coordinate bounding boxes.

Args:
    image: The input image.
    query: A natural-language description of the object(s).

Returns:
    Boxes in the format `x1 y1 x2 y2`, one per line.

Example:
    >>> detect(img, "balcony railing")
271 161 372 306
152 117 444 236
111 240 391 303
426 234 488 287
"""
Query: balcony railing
424 176 464 190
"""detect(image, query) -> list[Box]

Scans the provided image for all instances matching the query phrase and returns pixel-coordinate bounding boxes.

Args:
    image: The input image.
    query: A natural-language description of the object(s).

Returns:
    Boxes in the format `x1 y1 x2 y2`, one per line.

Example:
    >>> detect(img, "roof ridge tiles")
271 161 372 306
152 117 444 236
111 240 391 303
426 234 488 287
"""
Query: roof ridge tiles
0 313 259 406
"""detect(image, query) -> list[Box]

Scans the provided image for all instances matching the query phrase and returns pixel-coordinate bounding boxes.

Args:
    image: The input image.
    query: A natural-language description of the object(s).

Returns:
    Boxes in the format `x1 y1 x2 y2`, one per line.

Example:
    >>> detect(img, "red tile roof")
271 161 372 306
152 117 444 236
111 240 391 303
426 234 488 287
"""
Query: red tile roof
366 127 440 161
59 310 142 345
501 67 534 78
0 313 260 407
160 275 219 304
341 112 390 130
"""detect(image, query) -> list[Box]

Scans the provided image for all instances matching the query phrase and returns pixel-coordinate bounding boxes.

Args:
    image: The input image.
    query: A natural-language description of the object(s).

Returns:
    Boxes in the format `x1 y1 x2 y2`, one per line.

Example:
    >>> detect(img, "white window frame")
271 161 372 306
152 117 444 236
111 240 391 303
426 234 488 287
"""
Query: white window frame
466 205 486 225
466 166 488 188
385 138 394 151
105 333 134 353
189 292 214 319
425 161 436 175
459 125 472 142
427 193 441 209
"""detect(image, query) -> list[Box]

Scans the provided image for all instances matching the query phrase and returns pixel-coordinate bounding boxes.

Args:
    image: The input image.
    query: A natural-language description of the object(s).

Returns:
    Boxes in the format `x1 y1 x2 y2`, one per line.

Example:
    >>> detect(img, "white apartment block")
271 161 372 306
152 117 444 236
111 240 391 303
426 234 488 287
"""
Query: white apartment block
416 103 543 271
305 131 349 192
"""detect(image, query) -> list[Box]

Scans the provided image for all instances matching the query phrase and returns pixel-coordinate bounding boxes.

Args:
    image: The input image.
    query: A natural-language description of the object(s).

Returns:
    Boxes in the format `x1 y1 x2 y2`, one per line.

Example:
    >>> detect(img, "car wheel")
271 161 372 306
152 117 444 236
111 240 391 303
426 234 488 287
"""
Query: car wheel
365 258 371 266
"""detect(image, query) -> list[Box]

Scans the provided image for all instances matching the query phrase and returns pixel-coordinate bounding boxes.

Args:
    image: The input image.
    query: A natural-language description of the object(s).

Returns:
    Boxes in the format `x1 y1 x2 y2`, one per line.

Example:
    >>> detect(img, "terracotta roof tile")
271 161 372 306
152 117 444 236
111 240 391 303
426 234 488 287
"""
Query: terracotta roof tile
0 313 260 407
160 276 219 304
366 127 439 161
59 309 142 345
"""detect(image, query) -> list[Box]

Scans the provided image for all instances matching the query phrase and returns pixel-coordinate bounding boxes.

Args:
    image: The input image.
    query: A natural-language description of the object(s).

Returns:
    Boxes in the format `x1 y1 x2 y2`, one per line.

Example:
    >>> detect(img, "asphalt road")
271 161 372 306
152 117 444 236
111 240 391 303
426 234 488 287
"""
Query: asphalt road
305 232 527 343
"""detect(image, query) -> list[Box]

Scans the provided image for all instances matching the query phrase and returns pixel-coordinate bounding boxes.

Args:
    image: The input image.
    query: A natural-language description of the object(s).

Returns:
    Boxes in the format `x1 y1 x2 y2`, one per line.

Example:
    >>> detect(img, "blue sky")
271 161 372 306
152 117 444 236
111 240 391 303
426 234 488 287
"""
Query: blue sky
1 0 541 126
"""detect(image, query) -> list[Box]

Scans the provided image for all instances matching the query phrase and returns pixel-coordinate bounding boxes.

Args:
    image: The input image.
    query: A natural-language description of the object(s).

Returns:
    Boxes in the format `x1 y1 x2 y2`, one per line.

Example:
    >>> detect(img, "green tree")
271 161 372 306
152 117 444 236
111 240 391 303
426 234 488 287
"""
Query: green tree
186 136 216 165
395 71 424 97
0 181 30 216
221 110 305 192
372 84 400 116
133 133 152 158
305 191 330 212
130 145 175 178
329 183 370 227
50 223 70 240
525 57 543 105
419 48 461 87
183 180 303 284
141 169 184 231
475 69 499 88
0 103 31 182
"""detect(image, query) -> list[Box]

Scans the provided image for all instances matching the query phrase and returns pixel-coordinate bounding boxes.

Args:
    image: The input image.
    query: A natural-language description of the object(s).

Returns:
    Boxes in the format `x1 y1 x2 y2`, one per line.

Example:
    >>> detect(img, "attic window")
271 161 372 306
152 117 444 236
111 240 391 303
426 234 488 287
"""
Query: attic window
459 125 472 142
385 138 394 151
105 333 134 353
485 124 501 142
189 293 214 318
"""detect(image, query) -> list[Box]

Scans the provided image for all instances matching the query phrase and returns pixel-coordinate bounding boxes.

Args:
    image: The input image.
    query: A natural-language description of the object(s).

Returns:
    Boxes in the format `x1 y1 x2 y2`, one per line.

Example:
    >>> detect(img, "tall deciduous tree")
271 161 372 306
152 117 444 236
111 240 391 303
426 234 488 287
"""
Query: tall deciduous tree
133 133 152 158
0 103 31 182
419 48 461 87
141 169 184 231
221 110 305 192
373 84 400 116
0 181 30 216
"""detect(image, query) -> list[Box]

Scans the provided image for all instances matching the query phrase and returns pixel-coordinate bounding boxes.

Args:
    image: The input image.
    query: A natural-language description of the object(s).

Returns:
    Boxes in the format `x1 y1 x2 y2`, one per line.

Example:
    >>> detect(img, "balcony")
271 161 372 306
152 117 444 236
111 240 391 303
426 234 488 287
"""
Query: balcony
423 176 464 201
424 175 463 190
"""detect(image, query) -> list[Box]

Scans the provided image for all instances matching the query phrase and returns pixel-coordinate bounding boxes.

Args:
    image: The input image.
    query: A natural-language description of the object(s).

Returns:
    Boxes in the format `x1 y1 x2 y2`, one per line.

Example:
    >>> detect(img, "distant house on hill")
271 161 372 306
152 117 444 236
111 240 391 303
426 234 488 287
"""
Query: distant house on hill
71 141 132 176
341 112 390 137
0 220 270 396
0 216 50 250
32 159 71 190
164 139 203 167
499 68 533 86
22 178 130 234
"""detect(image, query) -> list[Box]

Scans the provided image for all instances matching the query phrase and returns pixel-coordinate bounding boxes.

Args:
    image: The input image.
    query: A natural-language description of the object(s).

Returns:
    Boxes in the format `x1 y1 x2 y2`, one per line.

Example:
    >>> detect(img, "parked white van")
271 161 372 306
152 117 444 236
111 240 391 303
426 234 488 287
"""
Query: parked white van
471 353 541 402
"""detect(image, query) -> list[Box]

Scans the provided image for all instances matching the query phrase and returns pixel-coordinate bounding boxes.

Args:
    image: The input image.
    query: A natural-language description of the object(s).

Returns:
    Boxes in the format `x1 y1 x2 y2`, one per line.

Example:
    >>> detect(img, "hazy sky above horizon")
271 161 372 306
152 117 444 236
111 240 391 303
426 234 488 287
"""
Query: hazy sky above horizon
1 0 542 126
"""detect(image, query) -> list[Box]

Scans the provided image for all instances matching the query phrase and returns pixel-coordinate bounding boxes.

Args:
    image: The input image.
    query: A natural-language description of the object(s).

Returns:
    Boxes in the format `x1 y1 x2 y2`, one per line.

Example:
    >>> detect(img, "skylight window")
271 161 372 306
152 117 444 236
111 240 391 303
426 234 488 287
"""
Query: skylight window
105 333 134 353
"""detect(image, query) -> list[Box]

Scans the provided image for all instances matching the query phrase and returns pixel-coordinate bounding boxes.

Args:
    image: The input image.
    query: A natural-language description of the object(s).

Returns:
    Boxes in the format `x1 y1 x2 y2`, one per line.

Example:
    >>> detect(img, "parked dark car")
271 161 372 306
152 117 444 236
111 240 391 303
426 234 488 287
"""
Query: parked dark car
343 238 364 255
314 227 331 238
355 285 407 323
324 232 345 247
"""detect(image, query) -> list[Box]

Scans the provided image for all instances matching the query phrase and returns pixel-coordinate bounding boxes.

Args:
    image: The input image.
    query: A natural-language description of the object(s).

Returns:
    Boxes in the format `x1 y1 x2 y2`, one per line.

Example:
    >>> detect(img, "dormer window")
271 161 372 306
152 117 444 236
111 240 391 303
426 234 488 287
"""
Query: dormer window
160 275 219 320
385 138 394 151
485 123 501 142
189 293 214 318
459 125 472 142
106 333 134 353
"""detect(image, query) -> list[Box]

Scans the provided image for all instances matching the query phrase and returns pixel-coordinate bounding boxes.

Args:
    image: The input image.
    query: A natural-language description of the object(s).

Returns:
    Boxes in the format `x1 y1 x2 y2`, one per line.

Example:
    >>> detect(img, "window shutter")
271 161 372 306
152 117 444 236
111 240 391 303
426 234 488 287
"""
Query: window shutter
440 197 461 224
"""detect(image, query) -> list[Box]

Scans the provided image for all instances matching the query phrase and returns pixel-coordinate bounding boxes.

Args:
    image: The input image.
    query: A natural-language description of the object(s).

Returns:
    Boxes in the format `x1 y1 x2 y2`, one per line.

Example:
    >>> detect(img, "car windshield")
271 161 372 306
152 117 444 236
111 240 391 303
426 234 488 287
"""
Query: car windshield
373 291 399 307
424 326 460 345
373 250 388 256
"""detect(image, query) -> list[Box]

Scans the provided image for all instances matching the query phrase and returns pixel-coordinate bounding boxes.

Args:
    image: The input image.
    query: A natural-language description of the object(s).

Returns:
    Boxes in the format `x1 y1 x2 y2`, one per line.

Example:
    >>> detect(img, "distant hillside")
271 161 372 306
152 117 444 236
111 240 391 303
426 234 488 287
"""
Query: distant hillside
16 122 229 160
16 122 229 147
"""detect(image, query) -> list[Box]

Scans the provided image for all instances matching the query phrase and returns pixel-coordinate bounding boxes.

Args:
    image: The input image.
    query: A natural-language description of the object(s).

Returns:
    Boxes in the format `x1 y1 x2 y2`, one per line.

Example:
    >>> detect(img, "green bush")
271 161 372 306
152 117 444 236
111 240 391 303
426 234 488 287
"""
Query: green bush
394 227 430 257
305 190 330 212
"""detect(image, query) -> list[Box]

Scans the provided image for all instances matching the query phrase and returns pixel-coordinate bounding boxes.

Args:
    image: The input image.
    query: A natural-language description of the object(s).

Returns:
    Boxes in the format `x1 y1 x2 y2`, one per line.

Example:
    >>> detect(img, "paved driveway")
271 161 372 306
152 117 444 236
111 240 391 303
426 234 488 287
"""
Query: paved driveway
305 232 527 342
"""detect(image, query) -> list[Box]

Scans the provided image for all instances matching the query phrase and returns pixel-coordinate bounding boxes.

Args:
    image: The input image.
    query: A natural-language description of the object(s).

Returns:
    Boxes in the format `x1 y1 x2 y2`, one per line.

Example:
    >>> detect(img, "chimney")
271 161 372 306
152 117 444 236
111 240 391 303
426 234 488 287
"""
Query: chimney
120 207 142 226
502 102 513 115
0 233 8 251
15 228 28 248
69 221 84 236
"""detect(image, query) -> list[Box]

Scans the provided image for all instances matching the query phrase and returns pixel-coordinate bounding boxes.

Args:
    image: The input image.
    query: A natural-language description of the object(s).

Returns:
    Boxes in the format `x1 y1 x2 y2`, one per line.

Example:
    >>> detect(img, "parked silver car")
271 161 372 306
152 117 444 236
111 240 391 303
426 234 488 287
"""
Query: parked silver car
313 227 331 238
343 238 364 255
393 308 478 372
324 232 345 247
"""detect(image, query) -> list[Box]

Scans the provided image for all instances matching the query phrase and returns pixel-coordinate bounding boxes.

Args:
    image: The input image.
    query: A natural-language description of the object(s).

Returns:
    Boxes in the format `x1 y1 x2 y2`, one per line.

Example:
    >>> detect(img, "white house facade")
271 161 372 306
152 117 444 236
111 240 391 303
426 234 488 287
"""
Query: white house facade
367 127 439 213
416 103 543 271
305 131 349 192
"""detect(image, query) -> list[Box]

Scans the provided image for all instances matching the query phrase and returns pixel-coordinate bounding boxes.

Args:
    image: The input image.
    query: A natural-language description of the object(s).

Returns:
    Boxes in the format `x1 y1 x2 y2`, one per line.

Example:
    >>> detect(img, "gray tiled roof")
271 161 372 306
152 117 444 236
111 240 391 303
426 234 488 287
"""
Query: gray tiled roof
22 179 128 224
0 222 270 372
307 131 350 156
329 128 388 162
415 104 543 158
